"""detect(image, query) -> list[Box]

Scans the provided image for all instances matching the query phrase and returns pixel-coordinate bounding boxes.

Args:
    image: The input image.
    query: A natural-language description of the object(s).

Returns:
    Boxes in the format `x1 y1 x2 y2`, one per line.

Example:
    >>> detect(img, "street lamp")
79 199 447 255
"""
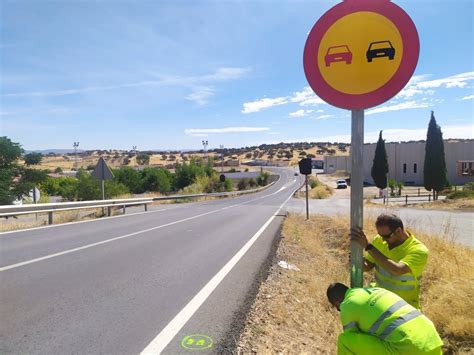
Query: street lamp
202 140 208 158
73 142 80 169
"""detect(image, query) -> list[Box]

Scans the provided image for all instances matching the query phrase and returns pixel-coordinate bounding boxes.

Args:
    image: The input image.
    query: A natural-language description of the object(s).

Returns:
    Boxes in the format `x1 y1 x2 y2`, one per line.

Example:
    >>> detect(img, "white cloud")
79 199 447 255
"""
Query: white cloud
201 67 250 81
416 71 474 89
241 97 288 113
314 114 334 120
316 109 324 113
242 86 326 113
185 86 214 106
2 67 248 98
289 109 313 117
185 127 270 136
366 101 431 115
290 87 326 106
461 94 474 100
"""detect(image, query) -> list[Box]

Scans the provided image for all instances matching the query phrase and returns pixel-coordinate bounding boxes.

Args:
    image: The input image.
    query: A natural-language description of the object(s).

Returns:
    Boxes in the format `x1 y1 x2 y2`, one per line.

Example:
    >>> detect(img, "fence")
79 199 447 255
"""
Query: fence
0 180 277 225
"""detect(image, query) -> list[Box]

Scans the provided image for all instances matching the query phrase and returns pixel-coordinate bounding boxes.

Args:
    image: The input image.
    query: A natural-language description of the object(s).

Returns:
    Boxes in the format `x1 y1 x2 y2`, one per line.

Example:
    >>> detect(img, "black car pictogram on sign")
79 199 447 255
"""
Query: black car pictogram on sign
366 41 395 62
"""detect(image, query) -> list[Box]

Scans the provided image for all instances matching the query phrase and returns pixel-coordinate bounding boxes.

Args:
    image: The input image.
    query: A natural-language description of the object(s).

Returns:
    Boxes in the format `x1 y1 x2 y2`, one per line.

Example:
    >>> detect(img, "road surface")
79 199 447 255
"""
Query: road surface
287 174 474 248
0 168 298 354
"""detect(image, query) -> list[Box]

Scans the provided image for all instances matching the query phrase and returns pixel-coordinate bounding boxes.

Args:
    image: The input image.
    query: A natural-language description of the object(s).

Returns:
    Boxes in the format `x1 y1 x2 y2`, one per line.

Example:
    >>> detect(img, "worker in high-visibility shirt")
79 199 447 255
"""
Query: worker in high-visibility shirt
327 283 443 355
351 213 428 309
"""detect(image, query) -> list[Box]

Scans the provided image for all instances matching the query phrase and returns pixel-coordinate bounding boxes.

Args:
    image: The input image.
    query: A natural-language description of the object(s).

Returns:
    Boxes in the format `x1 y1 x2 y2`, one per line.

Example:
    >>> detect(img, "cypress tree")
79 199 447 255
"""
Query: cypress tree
423 111 447 199
371 131 389 189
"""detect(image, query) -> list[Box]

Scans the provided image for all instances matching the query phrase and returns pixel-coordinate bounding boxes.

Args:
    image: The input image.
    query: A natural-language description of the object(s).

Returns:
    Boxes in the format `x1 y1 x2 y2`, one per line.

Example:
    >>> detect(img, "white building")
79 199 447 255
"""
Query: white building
323 140 474 186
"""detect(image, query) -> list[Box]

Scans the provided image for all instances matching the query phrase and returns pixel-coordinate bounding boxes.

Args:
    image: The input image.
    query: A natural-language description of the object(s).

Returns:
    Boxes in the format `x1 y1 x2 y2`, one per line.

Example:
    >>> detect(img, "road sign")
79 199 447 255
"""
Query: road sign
91 157 114 181
92 157 114 200
298 158 312 175
304 0 419 109
29 187 41 203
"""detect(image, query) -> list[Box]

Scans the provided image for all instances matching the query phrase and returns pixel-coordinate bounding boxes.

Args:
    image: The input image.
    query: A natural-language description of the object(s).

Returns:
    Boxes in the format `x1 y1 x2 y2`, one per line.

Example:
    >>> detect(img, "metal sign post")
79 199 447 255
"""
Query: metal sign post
305 175 309 220
303 0 419 288
350 109 364 287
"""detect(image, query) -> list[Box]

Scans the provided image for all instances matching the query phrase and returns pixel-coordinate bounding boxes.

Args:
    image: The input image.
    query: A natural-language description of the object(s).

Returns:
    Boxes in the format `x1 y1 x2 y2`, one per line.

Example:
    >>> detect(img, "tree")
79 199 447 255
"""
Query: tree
136 153 150 165
114 167 142 193
0 137 48 204
140 167 172 193
423 111 447 199
24 152 43 166
371 131 389 189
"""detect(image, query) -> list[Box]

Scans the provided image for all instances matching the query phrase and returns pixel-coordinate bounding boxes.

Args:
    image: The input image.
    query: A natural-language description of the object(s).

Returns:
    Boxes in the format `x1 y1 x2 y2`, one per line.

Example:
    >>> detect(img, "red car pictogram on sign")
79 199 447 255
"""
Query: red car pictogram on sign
325 45 352 67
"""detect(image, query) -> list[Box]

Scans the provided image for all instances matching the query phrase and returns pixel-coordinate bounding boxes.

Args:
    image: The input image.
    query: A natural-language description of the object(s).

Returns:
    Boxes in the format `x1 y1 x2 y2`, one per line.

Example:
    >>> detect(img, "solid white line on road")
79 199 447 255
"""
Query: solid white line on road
140 191 295 355
0 208 221 272
0 172 288 237
0 180 298 272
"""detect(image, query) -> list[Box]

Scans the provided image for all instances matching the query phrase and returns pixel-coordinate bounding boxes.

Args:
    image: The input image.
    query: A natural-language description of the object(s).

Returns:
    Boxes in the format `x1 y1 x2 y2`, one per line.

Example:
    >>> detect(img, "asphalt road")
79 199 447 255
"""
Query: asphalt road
287 177 474 248
0 168 299 355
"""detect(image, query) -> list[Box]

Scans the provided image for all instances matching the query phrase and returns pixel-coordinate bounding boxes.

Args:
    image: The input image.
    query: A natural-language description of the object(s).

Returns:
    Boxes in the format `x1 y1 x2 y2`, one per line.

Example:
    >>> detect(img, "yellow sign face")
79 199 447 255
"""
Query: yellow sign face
318 11 403 95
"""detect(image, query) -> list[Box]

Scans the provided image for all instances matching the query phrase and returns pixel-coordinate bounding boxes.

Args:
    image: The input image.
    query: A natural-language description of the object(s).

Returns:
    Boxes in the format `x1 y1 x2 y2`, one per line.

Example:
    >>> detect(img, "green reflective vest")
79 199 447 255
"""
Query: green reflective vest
365 233 428 309
340 288 443 352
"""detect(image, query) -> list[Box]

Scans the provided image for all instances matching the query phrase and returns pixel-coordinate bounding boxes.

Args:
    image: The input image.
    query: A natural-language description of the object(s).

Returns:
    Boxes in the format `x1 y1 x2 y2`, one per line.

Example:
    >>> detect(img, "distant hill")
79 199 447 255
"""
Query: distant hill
24 149 85 154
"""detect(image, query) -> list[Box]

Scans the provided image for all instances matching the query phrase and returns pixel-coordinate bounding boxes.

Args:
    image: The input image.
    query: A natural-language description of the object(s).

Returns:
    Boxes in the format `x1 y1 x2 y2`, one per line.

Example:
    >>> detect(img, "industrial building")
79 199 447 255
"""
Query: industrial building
323 140 474 186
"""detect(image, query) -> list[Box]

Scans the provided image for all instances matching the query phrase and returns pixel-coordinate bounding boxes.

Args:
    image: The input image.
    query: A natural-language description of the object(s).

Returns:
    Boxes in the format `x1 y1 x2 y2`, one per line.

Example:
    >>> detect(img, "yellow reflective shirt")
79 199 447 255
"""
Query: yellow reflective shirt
365 232 428 309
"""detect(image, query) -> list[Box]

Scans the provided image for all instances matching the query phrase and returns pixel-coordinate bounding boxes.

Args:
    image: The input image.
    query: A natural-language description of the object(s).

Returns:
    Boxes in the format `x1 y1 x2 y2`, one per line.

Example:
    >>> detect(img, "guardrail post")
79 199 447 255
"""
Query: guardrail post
48 212 53 225
107 206 112 216
144 204 148 212
405 195 408 206
383 196 385 204
418 188 420 196
428 194 431 202
123 205 126 214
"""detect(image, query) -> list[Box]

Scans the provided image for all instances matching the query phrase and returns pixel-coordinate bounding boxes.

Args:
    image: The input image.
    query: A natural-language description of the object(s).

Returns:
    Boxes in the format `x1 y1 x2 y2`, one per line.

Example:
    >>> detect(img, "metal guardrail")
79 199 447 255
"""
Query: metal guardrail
0 180 277 224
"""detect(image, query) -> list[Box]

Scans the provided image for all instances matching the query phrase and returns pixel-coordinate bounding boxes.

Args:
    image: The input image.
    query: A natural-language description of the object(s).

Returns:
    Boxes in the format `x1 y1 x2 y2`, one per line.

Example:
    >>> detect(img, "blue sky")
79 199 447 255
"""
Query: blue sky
1 0 473 151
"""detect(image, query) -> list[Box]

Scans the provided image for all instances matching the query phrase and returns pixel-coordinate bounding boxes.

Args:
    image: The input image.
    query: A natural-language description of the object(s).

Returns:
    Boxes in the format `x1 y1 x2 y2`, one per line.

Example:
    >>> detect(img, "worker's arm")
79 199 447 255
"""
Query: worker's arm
350 228 411 276
363 258 375 272
366 247 411 276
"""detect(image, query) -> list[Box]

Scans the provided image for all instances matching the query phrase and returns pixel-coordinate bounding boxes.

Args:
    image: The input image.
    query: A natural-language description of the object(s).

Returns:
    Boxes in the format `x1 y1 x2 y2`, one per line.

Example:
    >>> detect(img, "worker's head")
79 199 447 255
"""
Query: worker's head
327 282 349 311
375 214 405 246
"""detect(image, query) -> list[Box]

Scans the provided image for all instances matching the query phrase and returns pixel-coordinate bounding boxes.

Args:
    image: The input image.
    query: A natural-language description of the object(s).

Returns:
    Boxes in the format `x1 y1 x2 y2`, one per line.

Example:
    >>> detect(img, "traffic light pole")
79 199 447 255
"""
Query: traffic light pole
350 109 364 288
305 175 309 220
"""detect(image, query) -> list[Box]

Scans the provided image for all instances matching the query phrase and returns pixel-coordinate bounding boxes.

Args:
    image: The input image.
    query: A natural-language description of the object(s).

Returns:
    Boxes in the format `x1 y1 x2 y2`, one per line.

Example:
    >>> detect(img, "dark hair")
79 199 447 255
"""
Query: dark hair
375 214 404 232
327 282 349 304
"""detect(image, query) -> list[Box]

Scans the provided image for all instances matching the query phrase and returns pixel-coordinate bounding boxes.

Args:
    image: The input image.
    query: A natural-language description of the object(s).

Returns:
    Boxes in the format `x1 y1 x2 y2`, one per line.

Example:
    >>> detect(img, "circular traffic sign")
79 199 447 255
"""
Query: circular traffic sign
304 0 419 110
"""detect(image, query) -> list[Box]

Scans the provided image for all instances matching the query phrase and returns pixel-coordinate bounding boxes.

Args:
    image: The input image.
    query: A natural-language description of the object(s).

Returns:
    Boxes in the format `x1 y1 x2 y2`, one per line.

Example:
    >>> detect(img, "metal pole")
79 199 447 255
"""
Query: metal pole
305 175 309 220
350 109 364 288
102 180 105 200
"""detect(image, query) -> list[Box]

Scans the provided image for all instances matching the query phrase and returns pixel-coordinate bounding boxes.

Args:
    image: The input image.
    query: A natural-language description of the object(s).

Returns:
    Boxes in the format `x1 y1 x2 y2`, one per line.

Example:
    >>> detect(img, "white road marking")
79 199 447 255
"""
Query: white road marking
0 178 297 272
0 174 286 237
140 191 294 355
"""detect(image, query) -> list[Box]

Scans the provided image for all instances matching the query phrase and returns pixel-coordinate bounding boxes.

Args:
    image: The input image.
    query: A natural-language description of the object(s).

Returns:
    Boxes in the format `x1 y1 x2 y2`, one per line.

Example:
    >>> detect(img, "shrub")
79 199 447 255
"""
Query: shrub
248 178 257 188
464 182 474 191
257 172 270 186
238 178 249 191
447 190 474 199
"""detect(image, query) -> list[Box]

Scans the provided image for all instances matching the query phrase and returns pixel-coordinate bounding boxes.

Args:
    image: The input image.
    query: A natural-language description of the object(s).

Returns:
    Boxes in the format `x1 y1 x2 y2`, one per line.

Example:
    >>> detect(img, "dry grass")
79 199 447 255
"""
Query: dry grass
402 198 474 211
238 214 474 354
296 177 334 200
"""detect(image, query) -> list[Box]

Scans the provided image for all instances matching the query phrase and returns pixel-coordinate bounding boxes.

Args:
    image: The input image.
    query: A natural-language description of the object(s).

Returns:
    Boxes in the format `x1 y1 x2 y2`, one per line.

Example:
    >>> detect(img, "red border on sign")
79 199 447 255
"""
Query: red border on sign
303 0 420 110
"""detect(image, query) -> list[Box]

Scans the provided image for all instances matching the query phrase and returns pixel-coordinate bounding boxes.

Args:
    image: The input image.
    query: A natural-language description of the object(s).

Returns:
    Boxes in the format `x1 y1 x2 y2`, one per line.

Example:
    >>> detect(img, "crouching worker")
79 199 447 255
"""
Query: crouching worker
327 283 443 355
